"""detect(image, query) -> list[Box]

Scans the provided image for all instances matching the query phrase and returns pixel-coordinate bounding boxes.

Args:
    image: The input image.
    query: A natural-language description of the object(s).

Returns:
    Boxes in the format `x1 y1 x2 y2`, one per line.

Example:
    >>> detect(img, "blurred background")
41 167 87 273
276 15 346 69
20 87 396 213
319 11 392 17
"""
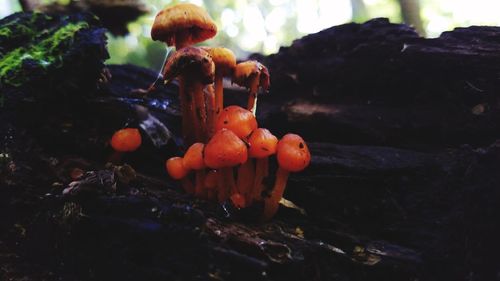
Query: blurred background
2 0 500 70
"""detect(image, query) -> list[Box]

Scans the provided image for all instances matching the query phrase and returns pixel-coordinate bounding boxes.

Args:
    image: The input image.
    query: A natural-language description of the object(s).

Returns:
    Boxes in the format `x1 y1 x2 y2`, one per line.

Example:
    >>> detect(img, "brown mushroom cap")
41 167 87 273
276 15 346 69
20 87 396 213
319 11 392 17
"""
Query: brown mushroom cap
162 46 215 84
151 3 217 47
232 60 270 91
202 47 236 76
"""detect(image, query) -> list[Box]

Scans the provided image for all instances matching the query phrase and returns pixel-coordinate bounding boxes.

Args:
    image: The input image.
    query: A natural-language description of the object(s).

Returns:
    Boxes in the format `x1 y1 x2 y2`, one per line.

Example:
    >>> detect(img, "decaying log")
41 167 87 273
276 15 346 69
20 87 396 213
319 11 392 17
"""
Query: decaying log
2 13 500 281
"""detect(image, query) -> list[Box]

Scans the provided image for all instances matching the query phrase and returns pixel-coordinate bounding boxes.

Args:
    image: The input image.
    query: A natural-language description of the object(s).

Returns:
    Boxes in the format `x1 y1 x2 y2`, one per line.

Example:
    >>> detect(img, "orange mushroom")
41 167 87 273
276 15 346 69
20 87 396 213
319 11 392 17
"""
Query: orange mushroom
182 142 206 197
215 105 258 139
141 3 217 94
247 128 278 204
163 46 215 145
232 61 270 116
204 129 248 203
166 156 194 194
202 47 236 120
109 128 142 163
151 3 217 50
111 128 142 152
262 134 310 221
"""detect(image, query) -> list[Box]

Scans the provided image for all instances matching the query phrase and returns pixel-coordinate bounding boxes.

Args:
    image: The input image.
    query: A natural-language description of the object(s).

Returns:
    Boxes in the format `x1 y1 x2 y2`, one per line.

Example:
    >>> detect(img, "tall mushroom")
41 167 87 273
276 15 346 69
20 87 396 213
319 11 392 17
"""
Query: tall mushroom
247 128 278 204
142 3 217 94
204 129 248 203
262 134 310 221
232 61 270 116
163 46 215 145
202 47 236 120
214 106 258 206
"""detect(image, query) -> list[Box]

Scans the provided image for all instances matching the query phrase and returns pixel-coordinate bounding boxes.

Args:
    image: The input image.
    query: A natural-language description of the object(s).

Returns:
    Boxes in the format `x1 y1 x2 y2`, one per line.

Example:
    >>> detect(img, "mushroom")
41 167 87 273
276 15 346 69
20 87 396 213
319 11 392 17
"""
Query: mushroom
166 156 194 194
151 3 217 50
109 128 142 163
204 128 248 203
262 134 310 221
232 61 270 116
163 46 215 145
202 47 236 119
139 3 217 94
215 105 258 139
247 128 278 204
182 142 206 198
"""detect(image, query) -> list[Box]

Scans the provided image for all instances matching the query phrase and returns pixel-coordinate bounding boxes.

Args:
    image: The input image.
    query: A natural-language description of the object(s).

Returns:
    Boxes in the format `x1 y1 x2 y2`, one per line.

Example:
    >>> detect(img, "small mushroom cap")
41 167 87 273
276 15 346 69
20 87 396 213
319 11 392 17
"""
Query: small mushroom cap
204 129 248 169
276 134 311 172
110 128 142 152
215 105 258 139
232 60 270 91
182 142 205 170
163 46 215 84
166 157 190 180
151 3 217 46
248 128 278 158
202 47 236 76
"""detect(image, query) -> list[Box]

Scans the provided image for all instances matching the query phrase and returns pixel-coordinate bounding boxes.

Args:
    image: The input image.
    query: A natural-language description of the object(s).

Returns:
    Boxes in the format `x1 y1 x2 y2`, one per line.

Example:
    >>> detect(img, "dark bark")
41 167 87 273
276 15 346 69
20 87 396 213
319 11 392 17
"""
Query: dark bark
2 13 500 281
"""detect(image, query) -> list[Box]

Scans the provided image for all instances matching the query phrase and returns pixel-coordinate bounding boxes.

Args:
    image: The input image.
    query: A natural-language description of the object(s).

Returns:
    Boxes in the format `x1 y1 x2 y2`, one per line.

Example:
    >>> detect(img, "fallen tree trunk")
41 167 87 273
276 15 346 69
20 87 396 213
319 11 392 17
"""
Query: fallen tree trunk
2 13 500 281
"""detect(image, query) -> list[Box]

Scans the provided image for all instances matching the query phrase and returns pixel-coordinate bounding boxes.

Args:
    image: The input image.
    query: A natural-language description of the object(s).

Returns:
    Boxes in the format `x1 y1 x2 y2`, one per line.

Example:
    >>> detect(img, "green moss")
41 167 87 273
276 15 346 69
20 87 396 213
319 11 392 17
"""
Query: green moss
0 22 89 86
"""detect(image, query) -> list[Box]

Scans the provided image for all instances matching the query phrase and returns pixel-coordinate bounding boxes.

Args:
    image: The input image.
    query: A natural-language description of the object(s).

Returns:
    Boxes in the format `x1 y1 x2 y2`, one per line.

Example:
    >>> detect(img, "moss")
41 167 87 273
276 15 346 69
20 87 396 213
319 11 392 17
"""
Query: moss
0 22 89 86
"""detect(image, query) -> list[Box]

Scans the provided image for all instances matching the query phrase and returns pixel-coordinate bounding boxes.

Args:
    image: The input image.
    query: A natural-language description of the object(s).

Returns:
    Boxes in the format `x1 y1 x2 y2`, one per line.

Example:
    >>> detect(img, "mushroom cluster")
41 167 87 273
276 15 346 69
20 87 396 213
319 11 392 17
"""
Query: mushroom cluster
158 3 310 220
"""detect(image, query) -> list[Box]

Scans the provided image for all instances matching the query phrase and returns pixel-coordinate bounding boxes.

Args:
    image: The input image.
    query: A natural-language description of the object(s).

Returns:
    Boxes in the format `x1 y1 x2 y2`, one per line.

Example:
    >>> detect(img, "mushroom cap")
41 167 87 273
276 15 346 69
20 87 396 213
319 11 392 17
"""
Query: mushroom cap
276 134 311 172
110 128 142 152
202 47 236 76
166 157 190 180
163 46 215 84
204 129 248 169
215 105 258 139
182 142 205 170
151 3 217 46
248 128 278 158
232 60 270 91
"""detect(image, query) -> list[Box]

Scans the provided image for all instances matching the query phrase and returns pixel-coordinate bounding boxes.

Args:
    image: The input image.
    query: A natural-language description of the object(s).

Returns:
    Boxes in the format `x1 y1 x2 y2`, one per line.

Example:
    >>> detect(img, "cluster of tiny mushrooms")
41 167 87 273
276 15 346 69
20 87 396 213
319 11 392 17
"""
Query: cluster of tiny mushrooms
111 3 310 221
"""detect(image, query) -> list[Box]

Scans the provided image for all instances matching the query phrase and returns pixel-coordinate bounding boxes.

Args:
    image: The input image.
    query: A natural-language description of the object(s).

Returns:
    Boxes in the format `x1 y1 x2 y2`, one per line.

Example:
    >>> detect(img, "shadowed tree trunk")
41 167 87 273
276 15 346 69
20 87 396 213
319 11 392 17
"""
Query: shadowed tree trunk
398 0 425 36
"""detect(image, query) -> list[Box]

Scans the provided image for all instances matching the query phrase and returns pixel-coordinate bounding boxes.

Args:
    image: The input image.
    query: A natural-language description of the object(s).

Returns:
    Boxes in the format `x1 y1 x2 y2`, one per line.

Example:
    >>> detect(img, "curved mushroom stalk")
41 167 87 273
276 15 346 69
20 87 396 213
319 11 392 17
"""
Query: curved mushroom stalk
262 134 310 221
232 61 270 116
163 47 215 146
182 142 206 198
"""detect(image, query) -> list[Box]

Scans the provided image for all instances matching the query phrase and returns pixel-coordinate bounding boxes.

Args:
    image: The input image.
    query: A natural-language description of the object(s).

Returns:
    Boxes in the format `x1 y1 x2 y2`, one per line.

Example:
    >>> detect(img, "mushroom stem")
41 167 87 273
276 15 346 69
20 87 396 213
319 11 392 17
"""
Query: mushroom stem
178 77 195 146
214 74 224 118
247 78 260 115
251 157 269 202
262 166 289 221
194 169 206 198
181 177 195 194
184 79 206 143
205 85 216 138
218 167 237 202
107 151 123 164
237 159 255 204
